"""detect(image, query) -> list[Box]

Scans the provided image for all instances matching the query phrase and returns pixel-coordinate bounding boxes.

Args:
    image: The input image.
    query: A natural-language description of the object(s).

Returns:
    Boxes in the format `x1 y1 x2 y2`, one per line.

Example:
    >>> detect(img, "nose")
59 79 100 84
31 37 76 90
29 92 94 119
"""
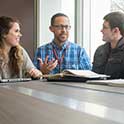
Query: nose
100 29 103 33
61 27 67 32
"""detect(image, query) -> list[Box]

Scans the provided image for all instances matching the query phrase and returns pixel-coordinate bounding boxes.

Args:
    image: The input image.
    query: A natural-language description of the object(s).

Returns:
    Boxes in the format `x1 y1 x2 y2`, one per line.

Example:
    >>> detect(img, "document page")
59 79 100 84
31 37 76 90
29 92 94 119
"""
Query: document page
87 79 124 86
63 70 109 78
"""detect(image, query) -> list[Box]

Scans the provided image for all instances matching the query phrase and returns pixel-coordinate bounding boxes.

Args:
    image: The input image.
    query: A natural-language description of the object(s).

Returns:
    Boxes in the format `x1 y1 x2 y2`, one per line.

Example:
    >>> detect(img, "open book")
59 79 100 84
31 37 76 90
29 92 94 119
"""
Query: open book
42 69 110 82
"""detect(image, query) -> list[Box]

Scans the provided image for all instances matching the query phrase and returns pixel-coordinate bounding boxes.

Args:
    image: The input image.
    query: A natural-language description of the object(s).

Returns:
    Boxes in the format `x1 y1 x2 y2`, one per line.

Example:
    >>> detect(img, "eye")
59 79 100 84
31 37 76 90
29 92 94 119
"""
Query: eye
15 29 20 32
52 25 71 30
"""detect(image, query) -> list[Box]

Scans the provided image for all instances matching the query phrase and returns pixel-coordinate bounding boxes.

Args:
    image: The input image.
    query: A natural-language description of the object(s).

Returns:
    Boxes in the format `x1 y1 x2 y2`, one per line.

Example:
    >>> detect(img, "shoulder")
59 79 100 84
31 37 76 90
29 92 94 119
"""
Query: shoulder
19 46 30 58
20 46 28 54
37 42 52 50
68 41 87 53
68 41 81 49
93 43 110 65
95 43 110 54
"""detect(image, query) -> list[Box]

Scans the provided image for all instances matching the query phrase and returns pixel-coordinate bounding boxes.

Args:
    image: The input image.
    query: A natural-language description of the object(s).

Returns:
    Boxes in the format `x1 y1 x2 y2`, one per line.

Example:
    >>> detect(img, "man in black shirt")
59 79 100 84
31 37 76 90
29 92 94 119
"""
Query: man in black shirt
92 11 124 79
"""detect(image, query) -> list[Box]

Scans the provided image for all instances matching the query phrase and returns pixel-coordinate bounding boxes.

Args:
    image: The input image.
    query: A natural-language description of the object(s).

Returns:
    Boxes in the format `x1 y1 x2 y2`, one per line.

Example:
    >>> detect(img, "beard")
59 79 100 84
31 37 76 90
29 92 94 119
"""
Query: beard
57 33 68 43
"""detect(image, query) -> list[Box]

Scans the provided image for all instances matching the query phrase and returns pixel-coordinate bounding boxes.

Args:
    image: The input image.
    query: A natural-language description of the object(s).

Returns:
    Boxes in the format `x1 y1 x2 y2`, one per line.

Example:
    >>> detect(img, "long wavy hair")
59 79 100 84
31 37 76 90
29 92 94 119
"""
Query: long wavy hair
0 16 23 76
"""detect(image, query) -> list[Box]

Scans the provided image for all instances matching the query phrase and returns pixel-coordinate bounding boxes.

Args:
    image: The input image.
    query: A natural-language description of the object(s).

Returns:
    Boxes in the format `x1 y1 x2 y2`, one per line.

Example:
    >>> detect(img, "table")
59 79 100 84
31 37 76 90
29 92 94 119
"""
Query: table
0 80 124 124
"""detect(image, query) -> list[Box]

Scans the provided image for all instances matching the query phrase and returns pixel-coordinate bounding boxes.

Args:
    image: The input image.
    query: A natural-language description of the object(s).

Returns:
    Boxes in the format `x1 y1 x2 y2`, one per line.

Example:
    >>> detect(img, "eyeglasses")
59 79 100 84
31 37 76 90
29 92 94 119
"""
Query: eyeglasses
52 25 71 30
102 26 111 30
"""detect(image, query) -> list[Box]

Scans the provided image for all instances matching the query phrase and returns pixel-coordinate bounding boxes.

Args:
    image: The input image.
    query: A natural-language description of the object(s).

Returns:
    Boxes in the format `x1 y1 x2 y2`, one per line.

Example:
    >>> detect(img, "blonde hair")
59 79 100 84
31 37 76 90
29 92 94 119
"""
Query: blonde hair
9 45 23 76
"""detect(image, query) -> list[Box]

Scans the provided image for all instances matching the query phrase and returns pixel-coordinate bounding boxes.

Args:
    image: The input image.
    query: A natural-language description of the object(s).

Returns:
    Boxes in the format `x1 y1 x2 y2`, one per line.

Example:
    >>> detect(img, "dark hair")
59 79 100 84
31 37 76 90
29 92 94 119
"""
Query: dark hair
103 11 124 36
51 13 69 26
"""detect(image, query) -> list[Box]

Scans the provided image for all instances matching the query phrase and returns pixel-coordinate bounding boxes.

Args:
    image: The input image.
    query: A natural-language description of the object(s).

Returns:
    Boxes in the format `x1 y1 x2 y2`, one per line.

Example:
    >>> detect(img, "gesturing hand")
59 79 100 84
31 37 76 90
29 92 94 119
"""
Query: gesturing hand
37 56 58 74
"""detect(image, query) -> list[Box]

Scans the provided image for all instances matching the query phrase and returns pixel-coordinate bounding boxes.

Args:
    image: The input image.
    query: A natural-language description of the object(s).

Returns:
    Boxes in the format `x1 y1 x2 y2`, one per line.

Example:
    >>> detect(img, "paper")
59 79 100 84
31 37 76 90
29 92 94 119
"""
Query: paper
62 69 109 78
87 79 124 86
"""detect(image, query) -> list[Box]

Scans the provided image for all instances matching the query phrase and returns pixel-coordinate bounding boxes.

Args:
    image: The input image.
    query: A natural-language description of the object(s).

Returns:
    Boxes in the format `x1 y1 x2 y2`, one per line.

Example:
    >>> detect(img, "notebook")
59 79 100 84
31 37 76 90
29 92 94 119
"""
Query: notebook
42 70 110 82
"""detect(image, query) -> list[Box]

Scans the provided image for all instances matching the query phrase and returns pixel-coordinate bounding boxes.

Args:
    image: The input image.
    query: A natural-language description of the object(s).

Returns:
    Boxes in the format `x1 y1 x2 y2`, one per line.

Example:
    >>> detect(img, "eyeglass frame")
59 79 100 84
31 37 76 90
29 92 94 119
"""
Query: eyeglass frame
102 25 111 30
52 24 71 30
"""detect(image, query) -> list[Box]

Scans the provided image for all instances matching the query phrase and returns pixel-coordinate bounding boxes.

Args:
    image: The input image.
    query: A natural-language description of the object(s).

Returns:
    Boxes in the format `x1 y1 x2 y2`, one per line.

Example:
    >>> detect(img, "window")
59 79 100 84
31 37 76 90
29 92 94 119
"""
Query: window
82 0 111 61
36 0 124 62
82 0 124 62
36 0 75 46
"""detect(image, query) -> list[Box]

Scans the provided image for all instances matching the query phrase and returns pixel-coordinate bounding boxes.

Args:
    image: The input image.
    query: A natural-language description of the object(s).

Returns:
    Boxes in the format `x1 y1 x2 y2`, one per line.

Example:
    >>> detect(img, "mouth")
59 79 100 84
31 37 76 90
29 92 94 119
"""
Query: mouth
16 38 20 41
60 34 67 37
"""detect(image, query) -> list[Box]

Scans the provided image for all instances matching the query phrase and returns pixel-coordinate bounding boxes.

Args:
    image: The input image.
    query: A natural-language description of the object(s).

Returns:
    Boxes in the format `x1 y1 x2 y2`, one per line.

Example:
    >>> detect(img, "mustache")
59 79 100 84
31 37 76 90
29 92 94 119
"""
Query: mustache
60 33 67 36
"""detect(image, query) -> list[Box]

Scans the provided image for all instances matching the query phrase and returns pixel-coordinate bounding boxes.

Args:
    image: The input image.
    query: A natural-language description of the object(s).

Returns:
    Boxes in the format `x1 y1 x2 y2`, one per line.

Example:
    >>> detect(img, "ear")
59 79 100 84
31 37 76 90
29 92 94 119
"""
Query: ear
49 26 54 32
112 27 120 33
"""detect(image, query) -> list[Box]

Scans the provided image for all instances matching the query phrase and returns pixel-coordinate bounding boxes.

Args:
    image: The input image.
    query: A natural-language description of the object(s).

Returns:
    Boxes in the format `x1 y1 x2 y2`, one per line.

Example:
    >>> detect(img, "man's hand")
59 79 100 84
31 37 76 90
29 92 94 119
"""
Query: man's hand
37 56 58 74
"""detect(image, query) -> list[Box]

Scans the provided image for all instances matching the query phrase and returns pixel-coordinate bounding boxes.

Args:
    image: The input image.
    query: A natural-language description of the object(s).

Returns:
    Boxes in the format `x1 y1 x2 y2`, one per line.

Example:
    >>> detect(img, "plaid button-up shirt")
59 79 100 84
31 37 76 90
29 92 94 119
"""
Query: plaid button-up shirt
33 40 91 74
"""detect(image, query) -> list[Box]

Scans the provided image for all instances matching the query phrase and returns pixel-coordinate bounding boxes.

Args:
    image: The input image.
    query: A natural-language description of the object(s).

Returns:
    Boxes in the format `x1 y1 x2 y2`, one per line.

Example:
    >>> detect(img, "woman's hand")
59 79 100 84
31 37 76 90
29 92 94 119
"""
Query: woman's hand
28 68 42 79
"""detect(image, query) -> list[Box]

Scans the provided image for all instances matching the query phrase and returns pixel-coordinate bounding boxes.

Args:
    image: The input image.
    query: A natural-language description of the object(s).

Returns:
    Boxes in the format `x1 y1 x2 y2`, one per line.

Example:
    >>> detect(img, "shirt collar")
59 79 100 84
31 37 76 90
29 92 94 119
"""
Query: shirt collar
116 37 124 48
51 40 69 50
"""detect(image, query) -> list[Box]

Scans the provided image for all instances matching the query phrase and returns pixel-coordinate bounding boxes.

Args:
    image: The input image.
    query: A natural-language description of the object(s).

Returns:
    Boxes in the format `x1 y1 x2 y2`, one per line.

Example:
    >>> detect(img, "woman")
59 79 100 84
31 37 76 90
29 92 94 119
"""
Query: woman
0 16 42 79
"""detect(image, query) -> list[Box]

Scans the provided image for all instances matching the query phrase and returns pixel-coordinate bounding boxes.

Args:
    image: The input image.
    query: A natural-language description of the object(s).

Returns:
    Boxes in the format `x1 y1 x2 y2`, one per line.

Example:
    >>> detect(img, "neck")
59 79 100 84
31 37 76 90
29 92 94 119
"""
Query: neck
54 39 65 49
110 35 122 48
